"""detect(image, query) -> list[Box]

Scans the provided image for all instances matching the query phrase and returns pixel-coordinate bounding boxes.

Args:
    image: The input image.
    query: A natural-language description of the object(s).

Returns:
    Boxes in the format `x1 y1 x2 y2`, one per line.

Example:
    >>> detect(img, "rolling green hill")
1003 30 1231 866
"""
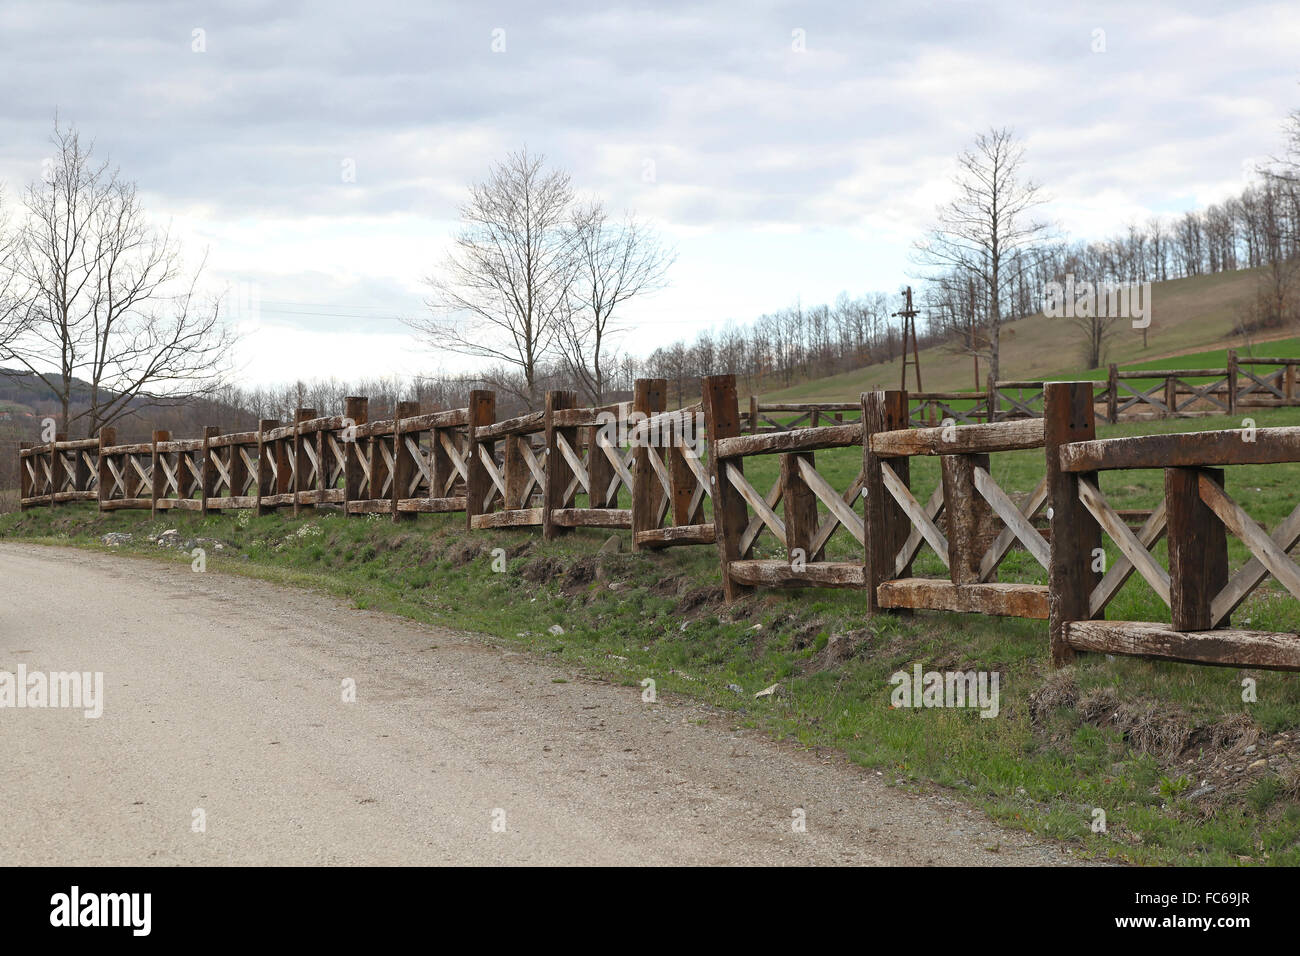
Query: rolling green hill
764 267 1291 402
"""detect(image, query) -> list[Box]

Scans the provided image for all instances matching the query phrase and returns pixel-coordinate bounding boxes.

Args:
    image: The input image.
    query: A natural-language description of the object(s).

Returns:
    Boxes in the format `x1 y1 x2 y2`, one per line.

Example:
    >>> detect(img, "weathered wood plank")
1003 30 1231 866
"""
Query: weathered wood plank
395 496 468 513
634 523 716 548
871 418 1044 457
728 560 864 589
713 423 861 459
550 507 633 528
475 410 545 440
1066 620 1300 671
1060 427 1300 472
469 507 543 529
877 579 1049 619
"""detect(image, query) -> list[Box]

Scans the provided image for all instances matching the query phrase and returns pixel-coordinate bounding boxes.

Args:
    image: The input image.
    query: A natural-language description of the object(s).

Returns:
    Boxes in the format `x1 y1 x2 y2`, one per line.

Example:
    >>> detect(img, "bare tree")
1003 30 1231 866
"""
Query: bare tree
913 127 1049 384
558 200 674 403
1 119 232 437
0 190 34 352
410 149 576 406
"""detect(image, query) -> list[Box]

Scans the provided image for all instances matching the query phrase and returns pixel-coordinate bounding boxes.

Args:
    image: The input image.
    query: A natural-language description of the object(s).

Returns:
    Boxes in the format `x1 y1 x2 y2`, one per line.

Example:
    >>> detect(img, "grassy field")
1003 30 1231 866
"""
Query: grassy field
4 407 1300 865
764 269 1287 403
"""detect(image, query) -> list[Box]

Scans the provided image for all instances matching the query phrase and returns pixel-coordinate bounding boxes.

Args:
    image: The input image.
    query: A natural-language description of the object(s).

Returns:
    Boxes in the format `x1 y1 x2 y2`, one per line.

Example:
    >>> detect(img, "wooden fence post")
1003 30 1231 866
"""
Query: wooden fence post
986 373 998 424
702 374 750 602
631 379 666 551
464 390 496 531
228 434 249 508
19 442 32 509
1163 374 1177 419
151 430 169 518
1227 349 1239 416
430 415 454 507
201 426 220 516
176 443 195 506
49 433 65 509
343 396 368 516
392 400 419 522
942 452 992 584
544 389 578 540
257 419 279 515
863 390 910 612
669 408 704 525
1166 467 1228 631
781 452 822 566
1045 381 1102 667
97 427 116 512
503 432 528 511
586 413 616 509
1107 364 1119 424
292 408 315 517
1286 361 1296 403
749 395 759 435
74 440 92 501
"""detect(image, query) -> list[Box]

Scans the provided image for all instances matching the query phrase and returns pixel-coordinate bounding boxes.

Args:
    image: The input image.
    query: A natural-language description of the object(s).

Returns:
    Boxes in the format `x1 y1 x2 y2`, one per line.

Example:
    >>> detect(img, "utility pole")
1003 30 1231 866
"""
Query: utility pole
894 286 922 393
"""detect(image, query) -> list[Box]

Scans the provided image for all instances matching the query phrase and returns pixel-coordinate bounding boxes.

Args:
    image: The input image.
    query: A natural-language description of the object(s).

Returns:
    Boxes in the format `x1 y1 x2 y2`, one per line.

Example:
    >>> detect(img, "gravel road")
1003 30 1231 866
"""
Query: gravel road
0 542 1085 866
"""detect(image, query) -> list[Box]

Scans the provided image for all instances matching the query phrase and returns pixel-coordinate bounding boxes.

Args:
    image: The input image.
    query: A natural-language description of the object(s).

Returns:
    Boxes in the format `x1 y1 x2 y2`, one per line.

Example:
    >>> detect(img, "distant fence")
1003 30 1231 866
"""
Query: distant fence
741 351 1300 431
17 374 1300 674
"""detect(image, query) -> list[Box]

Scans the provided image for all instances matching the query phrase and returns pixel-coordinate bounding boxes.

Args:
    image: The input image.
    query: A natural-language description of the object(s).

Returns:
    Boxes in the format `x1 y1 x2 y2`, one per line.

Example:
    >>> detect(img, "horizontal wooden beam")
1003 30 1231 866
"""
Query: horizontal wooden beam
870 418 1044 457
345 499 395 514
727 559 864 588
205 496 258 509
633 523 716 548
757 402 859 412
1065 620 1300 671
469 508 543 529
1059 427 1300 471
98 498 153 511
395 496 467 513
713 423 861 459
876 578 1049 618
474 411 546 440
550 507 633 528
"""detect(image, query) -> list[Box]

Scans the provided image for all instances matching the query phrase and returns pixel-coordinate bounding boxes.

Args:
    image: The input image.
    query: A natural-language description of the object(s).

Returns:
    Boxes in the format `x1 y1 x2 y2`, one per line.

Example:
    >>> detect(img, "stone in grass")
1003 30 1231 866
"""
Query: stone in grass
548 624 566 636
101 533 133 547
754 683 782 700
726 684 744 695
599 535 622 554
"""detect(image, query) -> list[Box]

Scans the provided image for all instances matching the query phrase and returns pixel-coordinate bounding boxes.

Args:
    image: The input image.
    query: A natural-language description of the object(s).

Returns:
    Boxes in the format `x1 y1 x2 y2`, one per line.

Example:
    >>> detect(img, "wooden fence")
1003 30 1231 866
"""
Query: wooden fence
16 374 1300 673
705 375 1300 672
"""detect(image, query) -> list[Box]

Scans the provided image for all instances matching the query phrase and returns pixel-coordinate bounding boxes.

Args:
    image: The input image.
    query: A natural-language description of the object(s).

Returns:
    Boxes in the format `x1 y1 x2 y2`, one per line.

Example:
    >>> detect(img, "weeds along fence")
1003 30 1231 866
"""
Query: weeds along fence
16 375 1300 673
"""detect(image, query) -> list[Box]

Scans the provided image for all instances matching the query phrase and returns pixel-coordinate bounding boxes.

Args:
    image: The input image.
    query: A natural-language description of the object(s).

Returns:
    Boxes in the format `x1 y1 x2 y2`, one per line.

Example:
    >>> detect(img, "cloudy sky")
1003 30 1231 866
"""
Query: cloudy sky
1 0 1297 385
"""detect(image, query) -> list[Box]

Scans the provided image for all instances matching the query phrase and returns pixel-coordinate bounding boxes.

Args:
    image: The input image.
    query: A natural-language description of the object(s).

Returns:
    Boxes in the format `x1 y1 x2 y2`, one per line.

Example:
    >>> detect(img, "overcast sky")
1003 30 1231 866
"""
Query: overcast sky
1 0 1297 385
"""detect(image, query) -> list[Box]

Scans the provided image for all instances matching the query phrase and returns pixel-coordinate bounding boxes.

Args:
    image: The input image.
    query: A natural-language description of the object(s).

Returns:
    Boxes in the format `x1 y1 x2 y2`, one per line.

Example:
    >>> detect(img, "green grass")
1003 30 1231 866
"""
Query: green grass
4 407 1300 866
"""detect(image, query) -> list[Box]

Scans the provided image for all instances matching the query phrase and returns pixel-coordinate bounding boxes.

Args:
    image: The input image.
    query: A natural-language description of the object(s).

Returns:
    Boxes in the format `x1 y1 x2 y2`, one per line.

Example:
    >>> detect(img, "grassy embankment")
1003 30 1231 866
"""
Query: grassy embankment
4 407 1300 865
